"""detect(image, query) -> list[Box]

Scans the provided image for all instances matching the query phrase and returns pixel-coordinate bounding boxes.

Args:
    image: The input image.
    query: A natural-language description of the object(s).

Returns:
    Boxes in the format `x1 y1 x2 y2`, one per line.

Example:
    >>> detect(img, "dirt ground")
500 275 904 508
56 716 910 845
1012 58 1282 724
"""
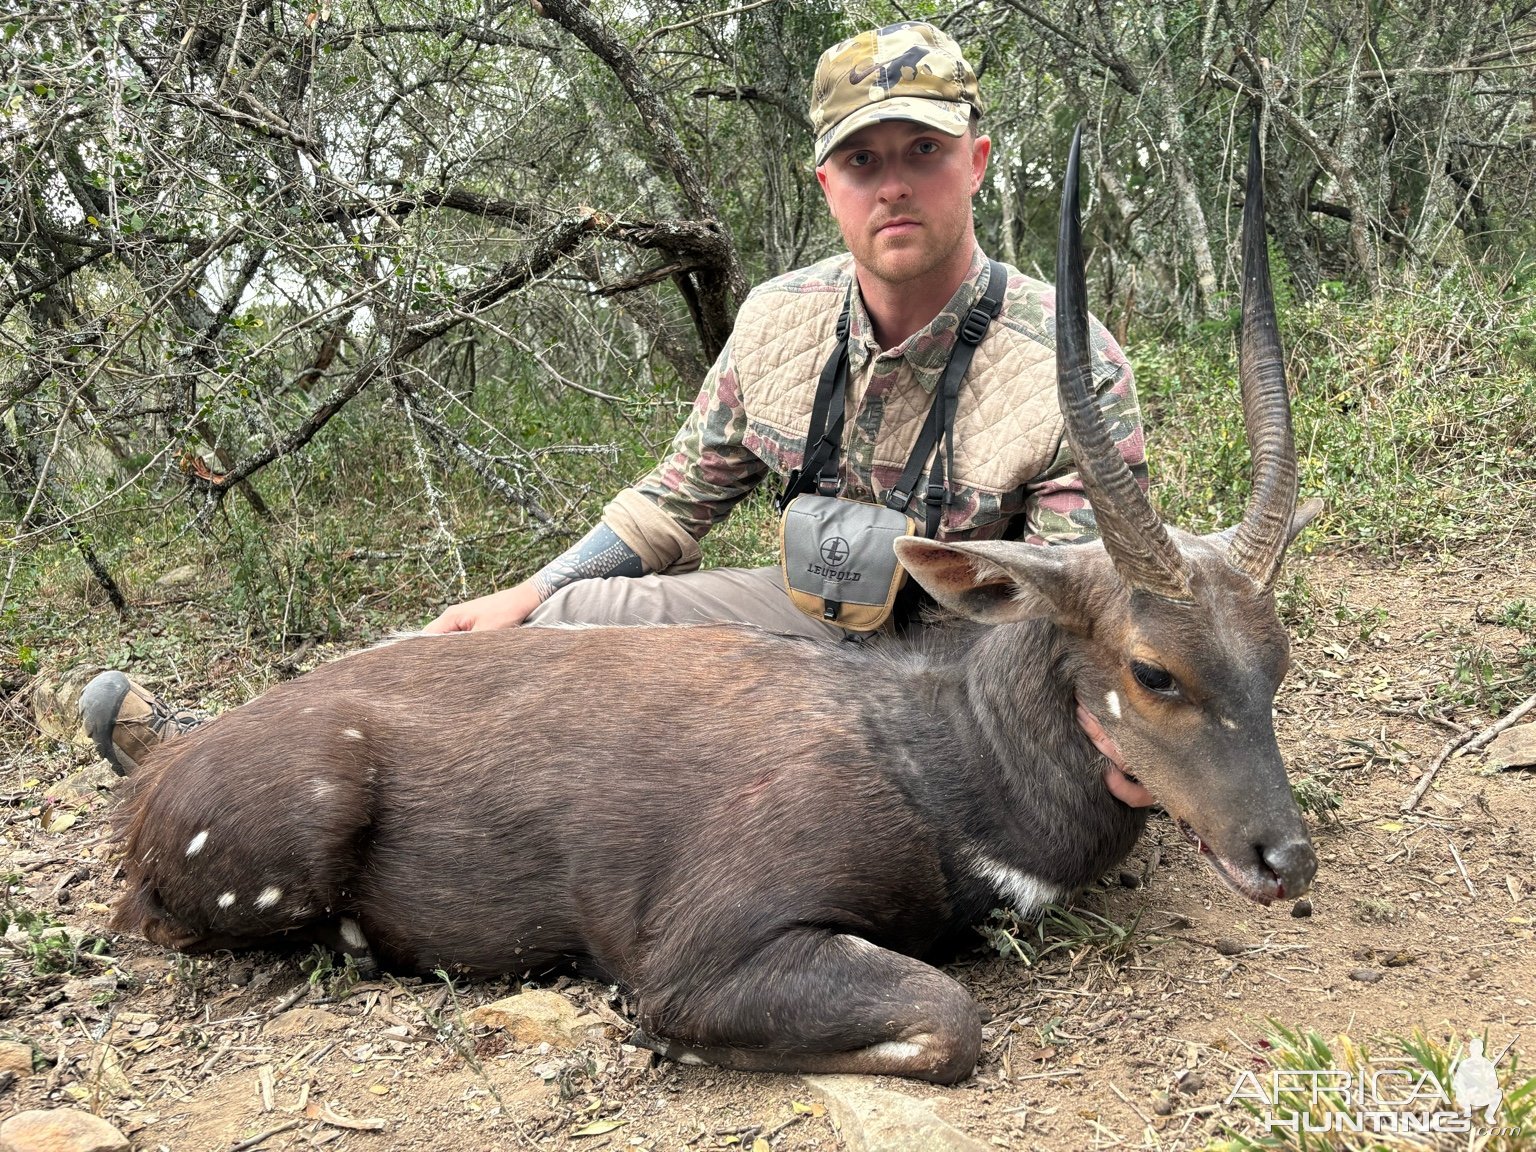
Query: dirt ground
3 546 1534 1151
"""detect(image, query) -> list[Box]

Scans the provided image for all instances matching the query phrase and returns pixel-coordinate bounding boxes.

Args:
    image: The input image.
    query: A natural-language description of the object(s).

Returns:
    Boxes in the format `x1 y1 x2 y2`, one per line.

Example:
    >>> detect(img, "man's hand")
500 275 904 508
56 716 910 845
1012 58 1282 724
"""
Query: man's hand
421 582 544 633
1077 701 1156 808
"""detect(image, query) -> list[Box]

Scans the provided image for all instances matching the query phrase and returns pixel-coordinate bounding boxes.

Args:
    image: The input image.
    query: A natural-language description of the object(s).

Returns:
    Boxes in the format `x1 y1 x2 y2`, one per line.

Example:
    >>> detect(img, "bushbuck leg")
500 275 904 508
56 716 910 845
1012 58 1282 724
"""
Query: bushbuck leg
634 931 983 1083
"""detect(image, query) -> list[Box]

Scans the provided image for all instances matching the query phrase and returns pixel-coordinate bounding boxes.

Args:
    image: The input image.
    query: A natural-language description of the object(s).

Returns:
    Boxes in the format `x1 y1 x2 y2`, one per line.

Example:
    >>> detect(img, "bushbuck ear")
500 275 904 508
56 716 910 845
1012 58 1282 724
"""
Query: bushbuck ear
1208 497 1324 552
894 538 1099 629
1287 497 1324 543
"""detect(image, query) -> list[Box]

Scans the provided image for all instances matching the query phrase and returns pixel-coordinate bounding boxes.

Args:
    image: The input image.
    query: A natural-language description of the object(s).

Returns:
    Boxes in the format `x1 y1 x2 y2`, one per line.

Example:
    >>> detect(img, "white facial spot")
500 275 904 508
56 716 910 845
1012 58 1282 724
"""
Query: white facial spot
866 1040 923 1061
1105 691 1122 720
255 886 283 910
1220 716 1239 731
342 728 364 741
217 891 236 909
185 830 209 857
339 918 368 951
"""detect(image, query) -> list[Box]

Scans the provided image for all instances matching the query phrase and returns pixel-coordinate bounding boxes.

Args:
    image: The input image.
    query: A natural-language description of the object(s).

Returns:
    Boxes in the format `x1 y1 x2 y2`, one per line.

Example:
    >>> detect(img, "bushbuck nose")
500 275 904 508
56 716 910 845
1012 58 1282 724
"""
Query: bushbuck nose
1262 837 1318 898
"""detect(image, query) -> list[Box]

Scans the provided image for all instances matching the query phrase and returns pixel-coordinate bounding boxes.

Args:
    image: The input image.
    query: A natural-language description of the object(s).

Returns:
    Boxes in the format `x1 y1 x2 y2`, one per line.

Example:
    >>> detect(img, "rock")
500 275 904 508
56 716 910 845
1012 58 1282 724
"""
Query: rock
154 564 200 587
0 1108 130 1152
29 670 103 746
36 927 88 947
802 1075 987 1152
1291 898 1313 918
44 764 119 808
464 990 615 1049
263 1008 349 1037
0 1041 33 1078
1348 968 1383 983
1485 723 1536 769
1151 1091 1175 1115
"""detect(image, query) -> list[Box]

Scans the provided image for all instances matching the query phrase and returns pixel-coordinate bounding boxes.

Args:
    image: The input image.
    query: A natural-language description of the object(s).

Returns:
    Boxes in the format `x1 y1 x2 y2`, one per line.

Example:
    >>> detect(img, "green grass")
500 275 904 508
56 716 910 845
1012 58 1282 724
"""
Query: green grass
1133 272 1536 554
980 899 1141 969
1214 1023 1536 1151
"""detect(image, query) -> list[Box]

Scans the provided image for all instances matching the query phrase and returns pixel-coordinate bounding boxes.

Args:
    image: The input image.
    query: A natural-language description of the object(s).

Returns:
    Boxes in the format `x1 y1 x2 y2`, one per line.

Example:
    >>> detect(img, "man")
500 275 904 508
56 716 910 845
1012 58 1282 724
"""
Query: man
81 21 1151 805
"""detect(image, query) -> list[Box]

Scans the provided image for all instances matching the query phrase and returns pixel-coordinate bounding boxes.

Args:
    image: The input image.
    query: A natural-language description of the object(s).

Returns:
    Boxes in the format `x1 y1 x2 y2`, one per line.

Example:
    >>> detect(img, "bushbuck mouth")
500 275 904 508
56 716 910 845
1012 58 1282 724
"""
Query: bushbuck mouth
1175 818 1288 906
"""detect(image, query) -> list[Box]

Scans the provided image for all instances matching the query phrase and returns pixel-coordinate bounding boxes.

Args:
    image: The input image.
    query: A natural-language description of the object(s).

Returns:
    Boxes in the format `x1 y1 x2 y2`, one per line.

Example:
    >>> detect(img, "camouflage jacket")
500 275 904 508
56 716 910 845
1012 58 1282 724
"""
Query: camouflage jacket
601 246 1146 574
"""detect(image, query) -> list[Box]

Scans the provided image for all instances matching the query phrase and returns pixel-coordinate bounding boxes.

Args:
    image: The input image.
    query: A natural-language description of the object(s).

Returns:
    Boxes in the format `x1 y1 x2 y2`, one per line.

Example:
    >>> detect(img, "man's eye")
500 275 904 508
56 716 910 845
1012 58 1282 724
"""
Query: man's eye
914 140 940 155
848 152 873 167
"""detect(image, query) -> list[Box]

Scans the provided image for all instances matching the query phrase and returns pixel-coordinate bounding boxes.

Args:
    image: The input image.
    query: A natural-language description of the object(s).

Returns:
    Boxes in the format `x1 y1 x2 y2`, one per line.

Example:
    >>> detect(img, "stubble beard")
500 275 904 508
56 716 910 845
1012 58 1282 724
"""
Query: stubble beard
851 210 973 292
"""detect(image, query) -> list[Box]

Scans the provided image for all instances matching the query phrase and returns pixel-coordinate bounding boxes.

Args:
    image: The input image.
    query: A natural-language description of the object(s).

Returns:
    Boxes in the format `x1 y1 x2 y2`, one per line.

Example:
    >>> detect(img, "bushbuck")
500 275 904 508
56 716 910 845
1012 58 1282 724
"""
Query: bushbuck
112 124 1317 1084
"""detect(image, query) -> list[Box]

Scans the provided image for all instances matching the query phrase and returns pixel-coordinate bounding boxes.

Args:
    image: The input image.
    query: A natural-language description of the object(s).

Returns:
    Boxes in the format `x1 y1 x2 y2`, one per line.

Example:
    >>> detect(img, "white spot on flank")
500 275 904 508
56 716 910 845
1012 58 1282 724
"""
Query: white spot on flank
217 891 236 909
676 1051 707 1066
1105 690 1122 720
971 855 1065 917
866 1040 923 1061
342 728 364 740
185 830 208 857
312 779 335 802
255 886 283 910
339 918 367 950
302 707 316 715
837 934 879 954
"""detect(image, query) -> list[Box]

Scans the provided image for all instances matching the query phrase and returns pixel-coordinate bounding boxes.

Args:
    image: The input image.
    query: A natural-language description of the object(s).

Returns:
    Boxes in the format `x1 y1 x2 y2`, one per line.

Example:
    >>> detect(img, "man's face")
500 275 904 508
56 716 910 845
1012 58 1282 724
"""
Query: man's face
816 119 991 291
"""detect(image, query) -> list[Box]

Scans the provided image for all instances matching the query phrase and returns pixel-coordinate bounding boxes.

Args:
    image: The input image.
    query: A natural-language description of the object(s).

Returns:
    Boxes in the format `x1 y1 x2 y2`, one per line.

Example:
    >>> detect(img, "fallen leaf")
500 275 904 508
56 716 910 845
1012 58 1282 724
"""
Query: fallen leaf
570 1118 625 1137
368 1084 390 1095
1377 821 1404 832
791 1101 825 1117
41 810 77 833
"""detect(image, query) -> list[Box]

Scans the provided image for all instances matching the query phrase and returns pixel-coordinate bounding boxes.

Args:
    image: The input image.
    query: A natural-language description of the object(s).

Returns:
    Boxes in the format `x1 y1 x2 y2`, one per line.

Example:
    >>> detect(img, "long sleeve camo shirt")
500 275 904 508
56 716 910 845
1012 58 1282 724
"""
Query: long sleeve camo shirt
601 246 1146 575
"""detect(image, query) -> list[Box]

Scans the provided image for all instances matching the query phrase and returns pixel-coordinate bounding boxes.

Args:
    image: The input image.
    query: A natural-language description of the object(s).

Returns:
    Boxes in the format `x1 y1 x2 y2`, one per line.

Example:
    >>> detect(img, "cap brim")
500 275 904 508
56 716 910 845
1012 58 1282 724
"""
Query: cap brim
815 97 971 166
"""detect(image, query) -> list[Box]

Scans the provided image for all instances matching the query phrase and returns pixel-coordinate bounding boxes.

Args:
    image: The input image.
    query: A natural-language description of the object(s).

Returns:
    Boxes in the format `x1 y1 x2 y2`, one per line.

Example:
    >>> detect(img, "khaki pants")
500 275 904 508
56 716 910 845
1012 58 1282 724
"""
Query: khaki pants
526 565 849 642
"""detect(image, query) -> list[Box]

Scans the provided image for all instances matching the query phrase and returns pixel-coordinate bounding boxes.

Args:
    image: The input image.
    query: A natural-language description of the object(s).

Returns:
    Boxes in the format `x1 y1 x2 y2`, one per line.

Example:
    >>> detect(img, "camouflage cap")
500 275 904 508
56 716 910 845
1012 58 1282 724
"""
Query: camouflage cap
810 21 982 167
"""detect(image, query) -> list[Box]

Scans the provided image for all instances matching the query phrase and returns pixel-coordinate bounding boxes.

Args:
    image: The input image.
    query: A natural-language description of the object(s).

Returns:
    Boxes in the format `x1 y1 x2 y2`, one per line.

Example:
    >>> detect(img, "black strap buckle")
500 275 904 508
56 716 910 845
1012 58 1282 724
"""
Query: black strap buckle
959 304 992 345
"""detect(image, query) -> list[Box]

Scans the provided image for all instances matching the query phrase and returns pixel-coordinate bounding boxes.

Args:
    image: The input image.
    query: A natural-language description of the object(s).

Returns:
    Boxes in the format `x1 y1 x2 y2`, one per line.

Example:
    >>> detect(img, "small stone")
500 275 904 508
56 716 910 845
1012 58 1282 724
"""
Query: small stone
1177 1070 1205 1094
465 990 615 1050
1118 870 1141 889
1214 938 1247 956
1291 898 1313 918
0 1041 32 1079
1151 1091 1175 1116
1348 968 1384 983
154 564 201 588
1383 950 1415 967
0 1107 130 1152
803 1075 988 1151
264 1008 348 1037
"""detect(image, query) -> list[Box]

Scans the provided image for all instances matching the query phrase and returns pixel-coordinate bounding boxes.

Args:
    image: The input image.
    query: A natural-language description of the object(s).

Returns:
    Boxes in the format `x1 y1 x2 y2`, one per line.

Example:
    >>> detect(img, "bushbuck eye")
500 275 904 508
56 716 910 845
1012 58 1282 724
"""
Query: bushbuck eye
1131 660 1178 695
